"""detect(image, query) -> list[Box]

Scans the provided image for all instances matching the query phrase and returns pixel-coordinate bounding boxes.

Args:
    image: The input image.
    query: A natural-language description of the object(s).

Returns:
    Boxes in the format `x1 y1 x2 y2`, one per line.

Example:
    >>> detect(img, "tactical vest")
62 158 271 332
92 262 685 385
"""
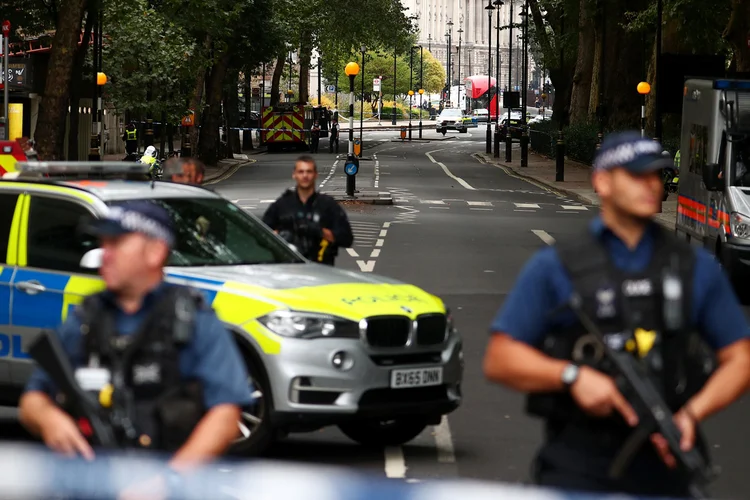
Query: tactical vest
126 129 137 141
73 285 206 452
526 227 716 433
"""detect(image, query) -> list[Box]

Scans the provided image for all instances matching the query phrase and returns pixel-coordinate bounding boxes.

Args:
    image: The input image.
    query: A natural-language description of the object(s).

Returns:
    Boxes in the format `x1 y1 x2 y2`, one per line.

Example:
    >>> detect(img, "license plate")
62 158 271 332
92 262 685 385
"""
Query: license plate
390 367 443 389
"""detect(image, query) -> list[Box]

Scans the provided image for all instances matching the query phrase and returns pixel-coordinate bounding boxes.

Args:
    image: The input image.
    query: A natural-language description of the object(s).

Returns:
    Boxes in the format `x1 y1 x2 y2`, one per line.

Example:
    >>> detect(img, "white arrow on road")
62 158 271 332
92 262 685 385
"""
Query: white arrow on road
356 260 376 272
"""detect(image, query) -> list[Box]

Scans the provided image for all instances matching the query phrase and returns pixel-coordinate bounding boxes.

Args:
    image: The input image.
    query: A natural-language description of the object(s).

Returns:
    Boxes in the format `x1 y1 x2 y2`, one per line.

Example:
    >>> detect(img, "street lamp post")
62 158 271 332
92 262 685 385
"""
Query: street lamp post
520 0 529 168
359 45 366 150
408 90 414 140
409 47 414 140
392 47 397 126
446 20 453 103
493 0 503 158
457 27 463 103
419 88 424 138
505 0 514 162
637 81 651 138
345 62 360 196
485 1 494 154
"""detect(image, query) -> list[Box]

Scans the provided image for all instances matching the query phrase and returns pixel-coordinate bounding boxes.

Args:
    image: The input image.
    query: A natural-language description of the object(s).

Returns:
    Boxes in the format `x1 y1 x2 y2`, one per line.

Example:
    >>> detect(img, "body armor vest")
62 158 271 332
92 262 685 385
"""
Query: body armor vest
526 226 716 433
72 285 206 452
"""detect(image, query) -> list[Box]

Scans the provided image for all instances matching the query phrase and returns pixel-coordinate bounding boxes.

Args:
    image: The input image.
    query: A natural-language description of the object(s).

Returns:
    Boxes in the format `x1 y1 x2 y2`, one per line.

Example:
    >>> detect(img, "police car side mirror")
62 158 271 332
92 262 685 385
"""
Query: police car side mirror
80 248 103 269
701 163 722 191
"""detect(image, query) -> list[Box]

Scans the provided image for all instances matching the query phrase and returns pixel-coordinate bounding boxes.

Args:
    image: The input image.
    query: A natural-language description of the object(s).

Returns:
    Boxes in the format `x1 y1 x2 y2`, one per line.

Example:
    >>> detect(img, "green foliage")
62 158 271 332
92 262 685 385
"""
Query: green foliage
102 0 202 121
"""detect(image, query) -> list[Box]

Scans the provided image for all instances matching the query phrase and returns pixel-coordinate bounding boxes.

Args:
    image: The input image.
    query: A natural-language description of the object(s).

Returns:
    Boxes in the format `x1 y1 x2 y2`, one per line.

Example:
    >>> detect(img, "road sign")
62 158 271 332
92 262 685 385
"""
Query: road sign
326 85 336 92
353 138 362 157
345 161 358 176
373 78 381 92
1 21 10 38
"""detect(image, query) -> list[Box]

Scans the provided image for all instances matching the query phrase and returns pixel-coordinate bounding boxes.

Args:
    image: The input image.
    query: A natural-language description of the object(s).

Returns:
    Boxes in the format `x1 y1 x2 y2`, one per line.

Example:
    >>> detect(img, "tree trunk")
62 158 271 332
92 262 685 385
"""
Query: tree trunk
188 35 211 155
298 32 313 103
35 0 88 160
243 75 253 150
569 0 595 124
198 51 231 166
270 53 286 106
724 0 750 72
67 6 94 161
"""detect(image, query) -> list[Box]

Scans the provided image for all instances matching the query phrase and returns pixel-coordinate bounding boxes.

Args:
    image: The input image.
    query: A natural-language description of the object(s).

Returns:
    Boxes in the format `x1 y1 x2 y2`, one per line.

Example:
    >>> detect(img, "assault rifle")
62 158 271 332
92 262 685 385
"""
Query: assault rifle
28 329 119 448
566 292 717 500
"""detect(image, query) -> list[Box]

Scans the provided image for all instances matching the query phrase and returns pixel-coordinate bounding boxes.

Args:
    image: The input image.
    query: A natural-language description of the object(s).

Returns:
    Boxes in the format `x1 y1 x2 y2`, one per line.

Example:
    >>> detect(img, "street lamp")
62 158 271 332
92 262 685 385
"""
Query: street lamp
493 0 503 158
392 45 397 125
408 90 414 140
637 81 651 138
520 0 529 168
345 61 360 196
505 0 514 162
457 27 463 103
446 20 453 104
418 88 424 138
485 0 495 154
360 45 366 149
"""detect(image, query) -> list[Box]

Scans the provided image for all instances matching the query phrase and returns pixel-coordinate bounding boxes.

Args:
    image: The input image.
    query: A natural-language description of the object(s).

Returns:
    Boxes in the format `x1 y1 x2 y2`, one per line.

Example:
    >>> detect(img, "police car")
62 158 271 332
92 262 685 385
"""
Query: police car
0 161 463 455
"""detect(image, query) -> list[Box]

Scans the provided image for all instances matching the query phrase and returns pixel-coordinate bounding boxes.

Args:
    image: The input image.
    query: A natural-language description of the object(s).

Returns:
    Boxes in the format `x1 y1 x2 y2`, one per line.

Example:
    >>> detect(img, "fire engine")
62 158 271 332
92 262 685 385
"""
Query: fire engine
261 102 330 153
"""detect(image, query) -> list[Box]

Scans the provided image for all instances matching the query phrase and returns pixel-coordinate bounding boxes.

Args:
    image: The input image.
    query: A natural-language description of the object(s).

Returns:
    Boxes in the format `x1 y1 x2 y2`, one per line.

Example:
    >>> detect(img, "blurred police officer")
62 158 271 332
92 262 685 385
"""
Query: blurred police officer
262 155 353 265
19 200 253 495
483 131 750 497
165 157 205 185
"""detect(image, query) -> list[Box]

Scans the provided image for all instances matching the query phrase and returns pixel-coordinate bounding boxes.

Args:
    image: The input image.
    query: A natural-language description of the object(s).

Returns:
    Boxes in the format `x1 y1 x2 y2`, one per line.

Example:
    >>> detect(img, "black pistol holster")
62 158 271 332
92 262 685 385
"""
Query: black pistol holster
526 226 716 470
75 284 207 452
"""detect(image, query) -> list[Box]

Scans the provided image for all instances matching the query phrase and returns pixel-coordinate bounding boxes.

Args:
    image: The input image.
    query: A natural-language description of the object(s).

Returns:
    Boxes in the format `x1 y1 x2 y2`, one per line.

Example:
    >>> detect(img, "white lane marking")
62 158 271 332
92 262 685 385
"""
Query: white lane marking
561 205 588 210
435 415 456 463
374 158 380 188
383 222 391 228
260 199 276 203
370 249 380 257
425 150 476 190
346 248 359 258
319 159 339 188
467 201 492 206
384 446 407 478
470 208 492 211
532 229 556 245
430 206 450 209
421 200 446 204
376 239 384 247
379 229 388 237
356 260 376 272
515 203 540 208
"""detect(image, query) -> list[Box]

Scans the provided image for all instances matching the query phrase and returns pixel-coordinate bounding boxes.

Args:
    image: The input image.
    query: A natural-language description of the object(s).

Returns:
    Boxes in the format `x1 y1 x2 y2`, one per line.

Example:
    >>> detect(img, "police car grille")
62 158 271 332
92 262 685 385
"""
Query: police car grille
416 314 447 345
365 316 410 347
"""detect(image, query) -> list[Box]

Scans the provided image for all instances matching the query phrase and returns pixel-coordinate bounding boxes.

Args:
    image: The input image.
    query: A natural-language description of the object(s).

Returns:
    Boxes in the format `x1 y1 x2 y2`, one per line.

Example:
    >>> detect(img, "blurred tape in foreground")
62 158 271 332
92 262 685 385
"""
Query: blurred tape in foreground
0 443 693 500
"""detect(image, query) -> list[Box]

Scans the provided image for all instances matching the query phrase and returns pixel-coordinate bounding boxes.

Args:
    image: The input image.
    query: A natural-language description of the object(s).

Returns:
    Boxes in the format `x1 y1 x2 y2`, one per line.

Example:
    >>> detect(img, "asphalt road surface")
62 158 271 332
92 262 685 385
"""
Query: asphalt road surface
206 129 750 498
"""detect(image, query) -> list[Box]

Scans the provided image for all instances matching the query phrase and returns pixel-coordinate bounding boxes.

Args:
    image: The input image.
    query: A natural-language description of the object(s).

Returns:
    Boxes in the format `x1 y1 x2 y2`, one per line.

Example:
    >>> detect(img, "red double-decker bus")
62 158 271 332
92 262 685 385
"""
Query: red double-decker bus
465 75 500 121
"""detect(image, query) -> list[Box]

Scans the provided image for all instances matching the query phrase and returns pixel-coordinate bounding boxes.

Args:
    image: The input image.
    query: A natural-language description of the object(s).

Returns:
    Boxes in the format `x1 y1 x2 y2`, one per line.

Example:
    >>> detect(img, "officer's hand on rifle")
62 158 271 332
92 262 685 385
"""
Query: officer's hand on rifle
40 405 95 460
570 365 639 426
650 407 697 469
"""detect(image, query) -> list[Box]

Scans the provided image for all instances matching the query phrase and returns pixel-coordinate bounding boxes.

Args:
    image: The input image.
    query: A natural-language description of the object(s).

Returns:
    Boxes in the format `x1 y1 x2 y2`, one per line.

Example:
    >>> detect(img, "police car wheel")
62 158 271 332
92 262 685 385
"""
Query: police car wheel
228 358 273 456
338 417 428 447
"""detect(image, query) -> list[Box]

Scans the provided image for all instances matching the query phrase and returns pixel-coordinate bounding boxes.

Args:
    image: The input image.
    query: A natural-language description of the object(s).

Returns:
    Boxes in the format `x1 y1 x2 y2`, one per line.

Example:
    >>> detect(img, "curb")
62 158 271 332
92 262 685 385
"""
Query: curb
203 159 256 185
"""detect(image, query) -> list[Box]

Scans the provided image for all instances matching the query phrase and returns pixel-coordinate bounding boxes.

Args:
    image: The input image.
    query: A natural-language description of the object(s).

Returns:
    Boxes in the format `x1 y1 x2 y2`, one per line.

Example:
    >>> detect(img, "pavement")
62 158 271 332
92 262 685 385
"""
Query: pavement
202 126 750 498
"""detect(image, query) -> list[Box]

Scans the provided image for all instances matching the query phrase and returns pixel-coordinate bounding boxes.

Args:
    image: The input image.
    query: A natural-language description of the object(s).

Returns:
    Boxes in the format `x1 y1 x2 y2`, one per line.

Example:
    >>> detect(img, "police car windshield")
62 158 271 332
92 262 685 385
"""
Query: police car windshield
107 198 304 266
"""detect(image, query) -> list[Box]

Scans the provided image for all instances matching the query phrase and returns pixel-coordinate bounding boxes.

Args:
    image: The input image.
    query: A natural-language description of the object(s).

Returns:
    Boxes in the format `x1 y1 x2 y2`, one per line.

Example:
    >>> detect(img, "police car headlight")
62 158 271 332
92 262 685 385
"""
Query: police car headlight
257 311 359 339
730 212 750 239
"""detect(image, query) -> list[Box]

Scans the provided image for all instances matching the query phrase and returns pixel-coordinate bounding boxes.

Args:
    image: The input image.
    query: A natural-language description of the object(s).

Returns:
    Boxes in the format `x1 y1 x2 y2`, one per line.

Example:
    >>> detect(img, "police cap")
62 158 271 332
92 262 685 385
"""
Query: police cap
593 131 672 174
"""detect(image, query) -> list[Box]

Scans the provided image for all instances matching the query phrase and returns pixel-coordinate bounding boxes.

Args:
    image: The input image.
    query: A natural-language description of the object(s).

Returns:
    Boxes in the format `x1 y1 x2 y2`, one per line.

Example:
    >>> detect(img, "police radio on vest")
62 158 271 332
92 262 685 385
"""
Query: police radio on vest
622 279 652 296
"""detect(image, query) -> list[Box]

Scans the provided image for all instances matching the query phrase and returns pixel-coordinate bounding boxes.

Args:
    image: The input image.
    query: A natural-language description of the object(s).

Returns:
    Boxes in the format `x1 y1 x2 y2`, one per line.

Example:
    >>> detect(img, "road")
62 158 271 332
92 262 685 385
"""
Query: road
208 128 750 497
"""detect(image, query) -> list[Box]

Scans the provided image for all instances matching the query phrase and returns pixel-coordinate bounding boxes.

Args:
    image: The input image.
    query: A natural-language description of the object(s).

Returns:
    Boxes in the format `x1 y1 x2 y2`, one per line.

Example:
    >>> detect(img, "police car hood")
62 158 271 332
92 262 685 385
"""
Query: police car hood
165 263 445 320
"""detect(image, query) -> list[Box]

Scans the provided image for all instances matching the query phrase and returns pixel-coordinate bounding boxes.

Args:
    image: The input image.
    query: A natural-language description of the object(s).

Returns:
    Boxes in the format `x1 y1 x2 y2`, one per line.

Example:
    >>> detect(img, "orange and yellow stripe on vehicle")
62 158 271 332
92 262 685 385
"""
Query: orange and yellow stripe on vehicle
678 195 731 234
0 141 28 175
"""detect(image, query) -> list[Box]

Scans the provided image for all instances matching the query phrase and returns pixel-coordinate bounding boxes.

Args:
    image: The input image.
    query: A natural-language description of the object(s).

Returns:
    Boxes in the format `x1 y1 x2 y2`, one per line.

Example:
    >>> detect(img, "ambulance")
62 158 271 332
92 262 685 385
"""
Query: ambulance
675 78 750 290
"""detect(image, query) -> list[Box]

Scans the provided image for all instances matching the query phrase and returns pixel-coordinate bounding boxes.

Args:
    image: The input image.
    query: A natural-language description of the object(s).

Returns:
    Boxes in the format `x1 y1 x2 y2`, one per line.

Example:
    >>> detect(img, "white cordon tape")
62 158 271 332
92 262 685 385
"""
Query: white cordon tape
0 443 694 500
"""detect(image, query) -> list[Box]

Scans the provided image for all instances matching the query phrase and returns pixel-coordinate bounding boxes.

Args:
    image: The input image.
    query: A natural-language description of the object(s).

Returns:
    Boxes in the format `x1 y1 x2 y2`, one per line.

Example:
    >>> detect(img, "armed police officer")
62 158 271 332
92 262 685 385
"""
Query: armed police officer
483 131 750 497
19 201 253 486
262 155 353 265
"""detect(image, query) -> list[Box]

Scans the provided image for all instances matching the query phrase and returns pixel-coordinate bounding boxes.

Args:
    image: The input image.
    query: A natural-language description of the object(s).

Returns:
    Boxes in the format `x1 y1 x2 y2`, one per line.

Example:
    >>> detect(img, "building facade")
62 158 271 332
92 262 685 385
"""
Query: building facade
401 0 537 94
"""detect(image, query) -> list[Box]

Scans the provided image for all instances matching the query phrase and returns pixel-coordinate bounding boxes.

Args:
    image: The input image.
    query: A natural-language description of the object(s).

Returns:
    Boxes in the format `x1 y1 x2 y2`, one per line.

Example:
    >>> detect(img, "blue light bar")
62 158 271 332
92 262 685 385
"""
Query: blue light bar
713 80 750 90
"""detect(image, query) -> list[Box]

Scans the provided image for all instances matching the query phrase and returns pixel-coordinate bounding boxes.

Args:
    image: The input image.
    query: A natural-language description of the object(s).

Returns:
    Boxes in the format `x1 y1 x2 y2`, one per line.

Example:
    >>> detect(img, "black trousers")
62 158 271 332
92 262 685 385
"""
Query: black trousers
310 136 320 153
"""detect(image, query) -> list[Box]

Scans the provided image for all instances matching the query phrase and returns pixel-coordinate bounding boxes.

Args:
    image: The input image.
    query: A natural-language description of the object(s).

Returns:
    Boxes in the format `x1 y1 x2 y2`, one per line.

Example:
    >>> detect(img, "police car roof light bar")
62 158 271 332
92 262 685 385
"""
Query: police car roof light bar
13 162 150 180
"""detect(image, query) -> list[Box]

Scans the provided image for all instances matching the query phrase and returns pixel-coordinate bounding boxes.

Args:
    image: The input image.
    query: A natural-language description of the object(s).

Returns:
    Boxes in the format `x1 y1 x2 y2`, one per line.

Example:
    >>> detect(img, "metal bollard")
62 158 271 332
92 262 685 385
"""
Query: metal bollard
520 128 529 167
493 128 500 158
556 131 565 182
505 131 512 162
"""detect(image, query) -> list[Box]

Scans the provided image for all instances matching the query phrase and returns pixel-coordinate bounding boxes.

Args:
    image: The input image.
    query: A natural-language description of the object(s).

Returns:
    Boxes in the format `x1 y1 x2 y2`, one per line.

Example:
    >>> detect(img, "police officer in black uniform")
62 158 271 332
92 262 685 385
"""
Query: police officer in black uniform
483 131 750 497
19 200 253 497
262 155 353 265
123 121 138 156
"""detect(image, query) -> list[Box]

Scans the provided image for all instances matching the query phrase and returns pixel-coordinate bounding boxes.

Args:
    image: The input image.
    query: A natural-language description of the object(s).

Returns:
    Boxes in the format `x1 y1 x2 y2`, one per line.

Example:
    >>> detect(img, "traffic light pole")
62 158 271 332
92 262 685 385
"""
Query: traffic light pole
2 22 9 140
346 73 358 196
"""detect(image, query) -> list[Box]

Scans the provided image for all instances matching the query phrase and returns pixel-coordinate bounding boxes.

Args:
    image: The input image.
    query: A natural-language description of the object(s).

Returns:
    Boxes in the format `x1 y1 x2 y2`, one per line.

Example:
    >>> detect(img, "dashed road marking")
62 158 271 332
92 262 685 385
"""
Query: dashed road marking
319 159 339 189
421 200 446 204
532 229 556 245
435 415 456 464
515 203 540 209
561 205 588 210
384 446 407 478
467 201 493 206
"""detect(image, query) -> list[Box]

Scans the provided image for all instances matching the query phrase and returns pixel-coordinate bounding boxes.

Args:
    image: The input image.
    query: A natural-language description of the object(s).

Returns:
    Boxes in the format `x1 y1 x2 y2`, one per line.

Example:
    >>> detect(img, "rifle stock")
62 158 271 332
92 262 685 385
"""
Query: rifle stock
28 329 118 448
567 293 716 499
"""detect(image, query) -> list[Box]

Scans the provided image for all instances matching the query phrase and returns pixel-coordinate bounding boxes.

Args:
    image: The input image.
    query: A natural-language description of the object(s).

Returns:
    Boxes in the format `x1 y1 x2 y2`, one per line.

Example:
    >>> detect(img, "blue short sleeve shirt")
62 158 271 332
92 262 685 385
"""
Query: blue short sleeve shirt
490 216 750 350
25 282 255 410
